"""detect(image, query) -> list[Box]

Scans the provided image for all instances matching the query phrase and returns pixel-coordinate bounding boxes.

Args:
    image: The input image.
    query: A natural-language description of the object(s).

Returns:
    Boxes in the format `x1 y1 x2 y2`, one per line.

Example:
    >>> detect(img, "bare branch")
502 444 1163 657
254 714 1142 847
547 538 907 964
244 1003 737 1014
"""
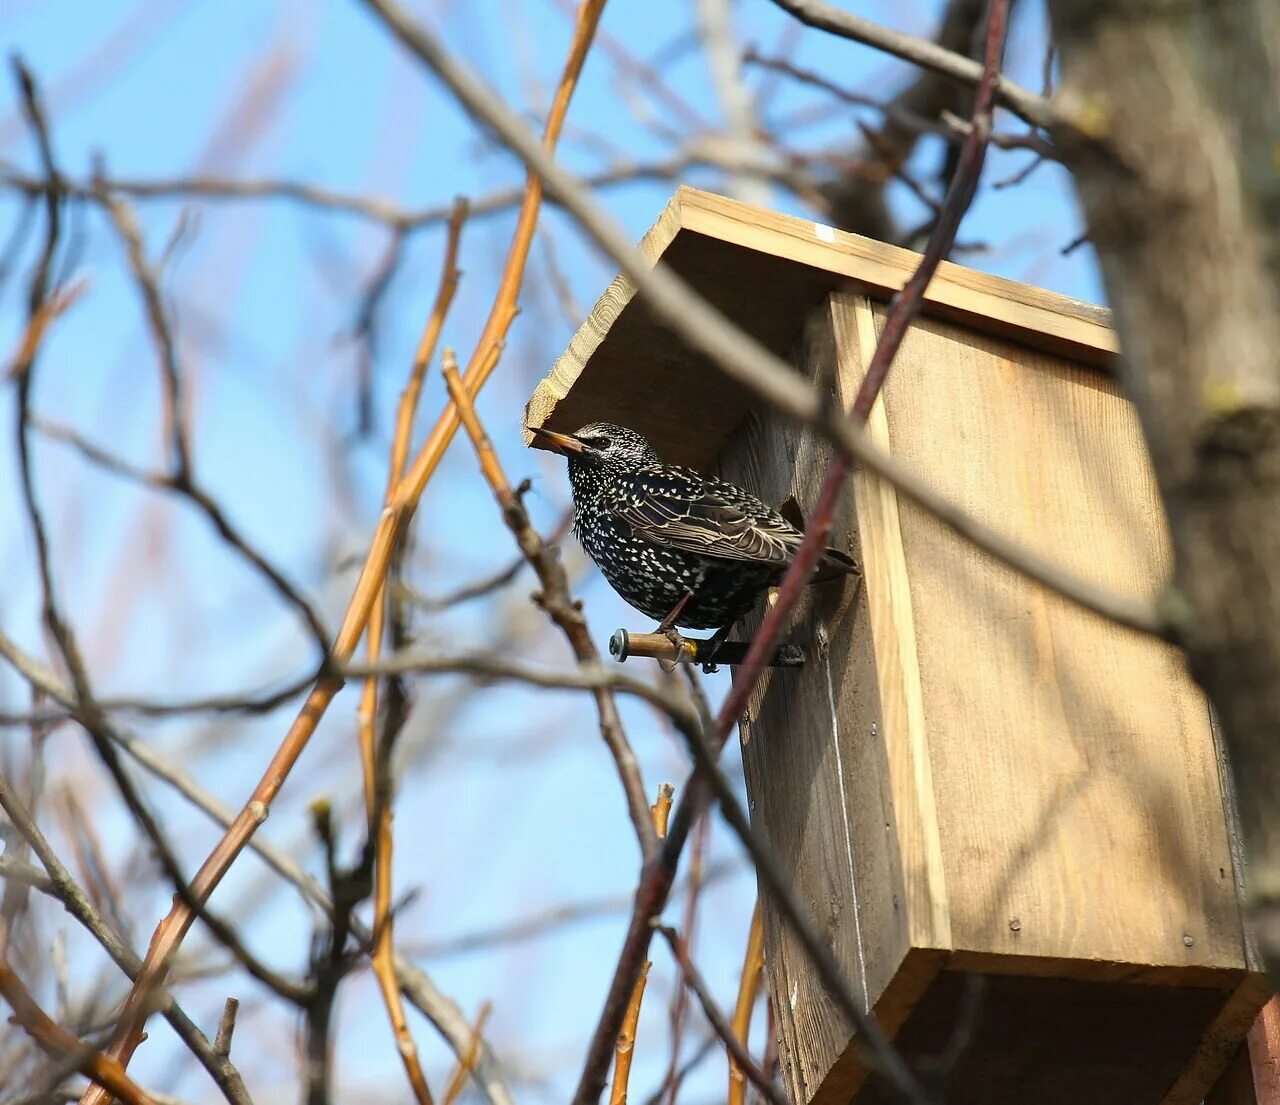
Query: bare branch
764 0 1055 129
441 350 657 859
213 999 239 1059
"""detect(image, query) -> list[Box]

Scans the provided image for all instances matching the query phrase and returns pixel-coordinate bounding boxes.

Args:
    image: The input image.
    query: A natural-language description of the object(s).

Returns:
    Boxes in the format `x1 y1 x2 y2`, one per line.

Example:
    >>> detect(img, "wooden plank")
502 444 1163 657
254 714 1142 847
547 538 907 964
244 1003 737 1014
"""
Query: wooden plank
716 312 913 1105
524 187 1118 471
679 189 1117 363
1206 1042 1261 1105
841 292 1246 972
840 295 950 954
523 194 685 438
858 972 1236 1105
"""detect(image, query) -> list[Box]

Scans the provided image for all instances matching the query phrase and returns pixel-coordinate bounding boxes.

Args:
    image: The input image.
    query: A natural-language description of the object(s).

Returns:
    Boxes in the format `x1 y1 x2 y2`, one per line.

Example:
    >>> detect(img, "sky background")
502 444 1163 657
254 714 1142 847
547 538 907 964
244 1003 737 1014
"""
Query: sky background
0 1 1100 1101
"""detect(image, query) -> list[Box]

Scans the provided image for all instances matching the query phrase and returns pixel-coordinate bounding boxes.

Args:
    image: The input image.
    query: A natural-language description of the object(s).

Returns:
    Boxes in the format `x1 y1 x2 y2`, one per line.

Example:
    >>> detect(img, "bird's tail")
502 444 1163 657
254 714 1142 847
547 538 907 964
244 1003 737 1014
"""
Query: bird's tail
814 547 859 582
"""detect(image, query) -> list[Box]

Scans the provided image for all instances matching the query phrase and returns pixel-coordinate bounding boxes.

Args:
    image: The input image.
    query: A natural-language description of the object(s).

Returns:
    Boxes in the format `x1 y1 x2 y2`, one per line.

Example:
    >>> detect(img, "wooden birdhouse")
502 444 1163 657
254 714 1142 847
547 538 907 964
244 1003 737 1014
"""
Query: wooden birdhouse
524 187 1267 1105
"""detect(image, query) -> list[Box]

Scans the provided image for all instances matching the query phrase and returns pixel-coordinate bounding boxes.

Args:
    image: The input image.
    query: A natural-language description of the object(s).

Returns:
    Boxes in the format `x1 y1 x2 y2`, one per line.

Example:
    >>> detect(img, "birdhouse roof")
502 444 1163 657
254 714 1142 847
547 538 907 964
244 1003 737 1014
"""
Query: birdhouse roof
524 187 1116 470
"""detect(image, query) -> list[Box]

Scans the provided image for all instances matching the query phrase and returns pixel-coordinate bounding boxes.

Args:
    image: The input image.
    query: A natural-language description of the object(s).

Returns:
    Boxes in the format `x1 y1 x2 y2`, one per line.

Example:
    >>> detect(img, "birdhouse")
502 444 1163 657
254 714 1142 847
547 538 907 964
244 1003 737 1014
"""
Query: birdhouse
524 187 1267 1105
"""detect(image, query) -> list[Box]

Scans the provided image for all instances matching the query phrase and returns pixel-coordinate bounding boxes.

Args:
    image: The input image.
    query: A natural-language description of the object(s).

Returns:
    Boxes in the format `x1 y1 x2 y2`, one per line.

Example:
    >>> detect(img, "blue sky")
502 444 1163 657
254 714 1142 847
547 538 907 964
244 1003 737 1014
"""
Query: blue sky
0 1 1099 1101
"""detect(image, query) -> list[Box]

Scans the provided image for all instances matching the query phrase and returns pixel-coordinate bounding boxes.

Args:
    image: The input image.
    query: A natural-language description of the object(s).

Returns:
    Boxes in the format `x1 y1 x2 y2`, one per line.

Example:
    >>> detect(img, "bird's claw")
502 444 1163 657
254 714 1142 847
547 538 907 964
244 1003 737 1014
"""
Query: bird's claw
661 626 692 669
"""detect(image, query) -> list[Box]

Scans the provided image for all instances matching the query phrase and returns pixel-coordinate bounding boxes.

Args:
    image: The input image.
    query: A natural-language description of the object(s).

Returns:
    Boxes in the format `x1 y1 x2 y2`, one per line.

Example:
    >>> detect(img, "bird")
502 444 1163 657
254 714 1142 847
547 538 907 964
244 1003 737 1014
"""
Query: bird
531 420 857 661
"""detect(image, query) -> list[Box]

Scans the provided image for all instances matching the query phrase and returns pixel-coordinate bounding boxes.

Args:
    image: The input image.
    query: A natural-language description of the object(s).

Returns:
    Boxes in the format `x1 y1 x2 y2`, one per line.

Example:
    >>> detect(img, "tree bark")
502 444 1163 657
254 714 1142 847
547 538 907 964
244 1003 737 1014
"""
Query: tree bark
1046 0 1280 974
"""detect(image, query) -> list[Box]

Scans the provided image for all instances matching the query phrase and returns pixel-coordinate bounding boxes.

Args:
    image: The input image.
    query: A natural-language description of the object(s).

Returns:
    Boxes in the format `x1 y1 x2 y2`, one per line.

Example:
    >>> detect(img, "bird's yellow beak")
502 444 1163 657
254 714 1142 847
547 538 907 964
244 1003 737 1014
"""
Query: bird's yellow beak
530 425 586 455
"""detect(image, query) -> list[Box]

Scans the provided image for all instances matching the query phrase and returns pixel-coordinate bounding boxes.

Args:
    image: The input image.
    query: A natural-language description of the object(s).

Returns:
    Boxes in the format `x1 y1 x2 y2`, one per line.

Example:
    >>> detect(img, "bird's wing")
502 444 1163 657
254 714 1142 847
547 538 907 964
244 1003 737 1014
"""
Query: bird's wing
604 468 801 567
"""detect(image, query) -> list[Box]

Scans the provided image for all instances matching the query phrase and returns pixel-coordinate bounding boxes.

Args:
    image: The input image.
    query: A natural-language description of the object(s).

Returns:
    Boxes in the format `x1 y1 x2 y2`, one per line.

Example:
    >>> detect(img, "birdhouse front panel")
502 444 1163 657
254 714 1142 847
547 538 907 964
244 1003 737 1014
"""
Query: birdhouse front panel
526 188 1265 1105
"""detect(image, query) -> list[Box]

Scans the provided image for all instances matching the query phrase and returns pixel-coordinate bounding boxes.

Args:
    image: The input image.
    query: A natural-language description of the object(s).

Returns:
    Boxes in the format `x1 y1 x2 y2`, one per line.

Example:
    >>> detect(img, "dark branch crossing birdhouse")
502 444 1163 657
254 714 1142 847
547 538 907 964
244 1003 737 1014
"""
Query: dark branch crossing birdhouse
524 188 1267 1105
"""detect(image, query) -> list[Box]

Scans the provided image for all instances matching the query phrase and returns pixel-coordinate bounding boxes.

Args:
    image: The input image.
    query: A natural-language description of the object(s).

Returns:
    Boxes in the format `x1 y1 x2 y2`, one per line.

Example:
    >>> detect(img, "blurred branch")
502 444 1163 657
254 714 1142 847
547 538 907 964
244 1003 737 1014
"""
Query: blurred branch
1 152 735 231
546 0 712 134
764 0 1055 129
397 509 573 613
727 903 765 1105
696 0 769 205
745 50 1058 162
440 1004 492 1105
403 858 738 960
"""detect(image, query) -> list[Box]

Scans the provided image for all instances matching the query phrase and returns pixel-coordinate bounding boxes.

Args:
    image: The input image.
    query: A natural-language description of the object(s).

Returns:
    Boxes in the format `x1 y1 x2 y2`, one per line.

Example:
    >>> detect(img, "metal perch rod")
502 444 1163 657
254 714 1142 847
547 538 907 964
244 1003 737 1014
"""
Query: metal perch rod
609 629 805 667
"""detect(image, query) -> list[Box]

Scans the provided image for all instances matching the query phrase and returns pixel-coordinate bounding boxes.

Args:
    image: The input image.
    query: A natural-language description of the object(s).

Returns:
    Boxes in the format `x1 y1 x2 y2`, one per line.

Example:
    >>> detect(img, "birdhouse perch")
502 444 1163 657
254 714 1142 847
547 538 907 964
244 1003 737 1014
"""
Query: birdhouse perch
524 187 1266 1105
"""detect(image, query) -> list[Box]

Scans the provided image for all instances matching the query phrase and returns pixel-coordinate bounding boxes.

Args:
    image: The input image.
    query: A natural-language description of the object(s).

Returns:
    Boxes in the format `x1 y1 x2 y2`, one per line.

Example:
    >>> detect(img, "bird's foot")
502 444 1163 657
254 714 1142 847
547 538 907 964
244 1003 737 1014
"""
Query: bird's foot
657 625 694 672
699 625 732 674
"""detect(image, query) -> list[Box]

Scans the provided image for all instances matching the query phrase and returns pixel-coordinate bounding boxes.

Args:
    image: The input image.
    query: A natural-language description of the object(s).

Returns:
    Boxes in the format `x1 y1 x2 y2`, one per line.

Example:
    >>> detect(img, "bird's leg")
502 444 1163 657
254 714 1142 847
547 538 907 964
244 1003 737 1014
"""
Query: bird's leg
699 623 733 674
655 590 695 669
656 590 693 634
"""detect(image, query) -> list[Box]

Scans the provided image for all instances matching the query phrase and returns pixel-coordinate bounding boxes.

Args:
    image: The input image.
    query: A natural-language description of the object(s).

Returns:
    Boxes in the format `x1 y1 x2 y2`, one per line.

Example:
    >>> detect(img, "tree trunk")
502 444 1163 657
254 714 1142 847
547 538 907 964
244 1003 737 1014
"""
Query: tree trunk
1045 0 1280 974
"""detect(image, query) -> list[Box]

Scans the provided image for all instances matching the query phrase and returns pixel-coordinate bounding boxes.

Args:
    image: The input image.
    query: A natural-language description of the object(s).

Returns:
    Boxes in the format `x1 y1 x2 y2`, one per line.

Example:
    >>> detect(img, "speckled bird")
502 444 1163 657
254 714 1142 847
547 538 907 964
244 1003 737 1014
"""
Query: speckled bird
531 421 858 637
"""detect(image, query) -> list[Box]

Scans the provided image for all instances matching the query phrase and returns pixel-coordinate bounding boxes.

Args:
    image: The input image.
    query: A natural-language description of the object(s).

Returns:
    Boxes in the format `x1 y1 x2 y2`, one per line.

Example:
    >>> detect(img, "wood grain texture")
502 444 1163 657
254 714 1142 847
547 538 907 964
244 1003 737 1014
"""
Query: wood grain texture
524 187 1117 470
838 290 1245 972
1248 997 1280 1105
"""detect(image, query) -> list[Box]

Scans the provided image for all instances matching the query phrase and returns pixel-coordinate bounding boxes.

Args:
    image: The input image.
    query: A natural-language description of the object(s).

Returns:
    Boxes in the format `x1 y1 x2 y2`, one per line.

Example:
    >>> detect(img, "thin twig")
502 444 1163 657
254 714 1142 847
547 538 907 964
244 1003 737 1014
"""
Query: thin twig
610 785 672 1105
764 0 1054 128
653 925 786 1105
745 50 1058 162
728 903 766 1105
441 349 656 859
360 196 467 1105
396 508 572 613
402 859 738 960
441 1002 493 1105
213 999 239 1059
609 963 650 1105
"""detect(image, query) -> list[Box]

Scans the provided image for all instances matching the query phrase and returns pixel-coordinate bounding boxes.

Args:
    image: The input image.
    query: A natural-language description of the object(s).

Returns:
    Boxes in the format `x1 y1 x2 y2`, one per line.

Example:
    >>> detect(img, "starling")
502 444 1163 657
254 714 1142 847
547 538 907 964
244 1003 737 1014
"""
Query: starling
531 421 857 647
